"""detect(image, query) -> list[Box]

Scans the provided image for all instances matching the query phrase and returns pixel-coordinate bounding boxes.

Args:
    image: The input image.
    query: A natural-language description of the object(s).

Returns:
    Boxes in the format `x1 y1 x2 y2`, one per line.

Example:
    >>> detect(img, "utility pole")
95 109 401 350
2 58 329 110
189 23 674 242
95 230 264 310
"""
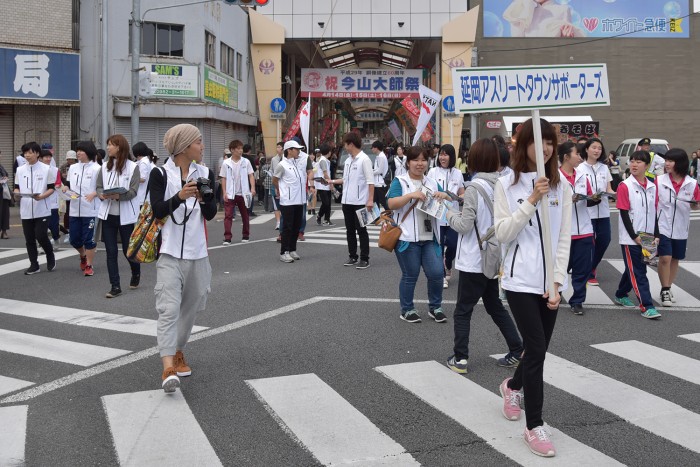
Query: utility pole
101 0 109 149
131 0 141 144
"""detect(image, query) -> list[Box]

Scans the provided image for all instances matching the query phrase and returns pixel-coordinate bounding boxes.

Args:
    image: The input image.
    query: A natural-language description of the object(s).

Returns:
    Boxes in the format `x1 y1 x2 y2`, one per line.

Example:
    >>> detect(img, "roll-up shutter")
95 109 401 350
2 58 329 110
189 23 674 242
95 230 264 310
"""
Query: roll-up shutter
0 105 14 181
114 118 158 154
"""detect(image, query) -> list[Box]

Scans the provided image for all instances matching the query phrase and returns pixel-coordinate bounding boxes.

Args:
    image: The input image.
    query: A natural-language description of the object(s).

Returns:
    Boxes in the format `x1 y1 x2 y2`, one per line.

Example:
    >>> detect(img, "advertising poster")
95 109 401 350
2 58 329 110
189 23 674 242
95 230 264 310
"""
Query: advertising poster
483 0 689 38
204 67 239 109
142 64 198 98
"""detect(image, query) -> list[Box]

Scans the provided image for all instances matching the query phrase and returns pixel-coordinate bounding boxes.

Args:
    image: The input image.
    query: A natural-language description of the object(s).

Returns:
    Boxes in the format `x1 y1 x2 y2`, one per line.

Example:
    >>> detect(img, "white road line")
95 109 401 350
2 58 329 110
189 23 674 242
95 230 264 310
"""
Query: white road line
249 213 276 224
0 298 207 337
0 249 27 260
305 232 380 240
679 262 700 279
0 375 34 397
302 239 380 248
679 333 700 344
562 275 613 305
504 353 700 454
0 405 28 467
102 390 222 467
377 360 621 466
592 340 700 385
247 373 419 466
0 329 131 366
0 249 77 277
330 210 345 220
607 259 700 308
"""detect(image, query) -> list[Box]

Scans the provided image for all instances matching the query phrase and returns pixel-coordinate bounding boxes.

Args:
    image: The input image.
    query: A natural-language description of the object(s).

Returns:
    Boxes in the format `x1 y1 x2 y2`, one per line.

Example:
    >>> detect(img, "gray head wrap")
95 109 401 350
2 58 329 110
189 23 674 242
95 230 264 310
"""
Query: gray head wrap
163 124 202 156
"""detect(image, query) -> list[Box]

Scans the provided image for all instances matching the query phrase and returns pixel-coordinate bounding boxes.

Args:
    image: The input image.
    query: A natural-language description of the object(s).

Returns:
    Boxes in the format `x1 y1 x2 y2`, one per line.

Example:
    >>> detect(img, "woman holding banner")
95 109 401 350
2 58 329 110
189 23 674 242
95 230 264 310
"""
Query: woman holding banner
494 118 572 458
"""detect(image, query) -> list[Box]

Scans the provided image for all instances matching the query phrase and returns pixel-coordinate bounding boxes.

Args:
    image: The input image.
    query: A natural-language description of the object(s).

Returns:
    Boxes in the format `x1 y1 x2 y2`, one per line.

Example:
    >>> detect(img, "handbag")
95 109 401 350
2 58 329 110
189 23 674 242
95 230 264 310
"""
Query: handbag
1 183 10 201
377 204 416 252
127 169 168 263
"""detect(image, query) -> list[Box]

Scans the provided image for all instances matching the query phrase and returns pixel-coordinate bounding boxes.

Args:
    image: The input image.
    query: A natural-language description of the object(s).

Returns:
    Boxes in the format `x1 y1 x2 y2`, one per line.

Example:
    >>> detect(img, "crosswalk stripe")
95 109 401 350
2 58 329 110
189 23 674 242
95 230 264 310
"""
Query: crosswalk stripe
0 375 34 397
591 340 700 385
607 259 700 308
0 405 28 466
102 390 223 466
302 239 380 248
679 262 700 279
246 373 419 466
0 248 27 260
506 353 700 454
248 213 276 224
678 333 700 344
330 210 345 220
305 232 380 240
562 275 613 305
0 298 207 337
0 249 77 277
0 329 131 366
376 361 622 465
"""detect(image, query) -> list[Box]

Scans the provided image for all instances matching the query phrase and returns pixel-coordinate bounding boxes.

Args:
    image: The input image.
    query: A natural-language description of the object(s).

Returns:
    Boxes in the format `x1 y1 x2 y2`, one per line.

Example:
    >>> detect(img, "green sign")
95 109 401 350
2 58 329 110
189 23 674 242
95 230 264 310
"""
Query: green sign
204 67 238 109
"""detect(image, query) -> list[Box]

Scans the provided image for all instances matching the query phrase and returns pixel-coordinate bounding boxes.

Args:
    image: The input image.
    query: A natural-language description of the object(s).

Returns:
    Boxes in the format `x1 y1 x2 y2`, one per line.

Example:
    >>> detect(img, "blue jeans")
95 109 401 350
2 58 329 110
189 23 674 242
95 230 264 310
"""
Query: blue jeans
439 225 458 272
591 217 611 276
102 214 140 288
394 240 443 313
48 208 60 240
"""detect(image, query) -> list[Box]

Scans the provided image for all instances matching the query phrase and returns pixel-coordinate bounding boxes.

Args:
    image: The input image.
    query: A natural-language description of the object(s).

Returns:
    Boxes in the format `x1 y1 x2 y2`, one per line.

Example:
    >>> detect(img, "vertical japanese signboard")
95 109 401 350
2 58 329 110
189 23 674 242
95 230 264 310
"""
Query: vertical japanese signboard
204 67 239 109
0 47 79 101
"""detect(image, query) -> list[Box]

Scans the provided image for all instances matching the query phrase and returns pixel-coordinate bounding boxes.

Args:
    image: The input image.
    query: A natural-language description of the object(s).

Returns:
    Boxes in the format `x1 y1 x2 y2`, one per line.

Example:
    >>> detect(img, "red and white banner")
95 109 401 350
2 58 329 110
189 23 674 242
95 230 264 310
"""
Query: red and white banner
401 97 433 143
301 68 423 99
284 100 306 142
299 100 311 149
412 85 441 146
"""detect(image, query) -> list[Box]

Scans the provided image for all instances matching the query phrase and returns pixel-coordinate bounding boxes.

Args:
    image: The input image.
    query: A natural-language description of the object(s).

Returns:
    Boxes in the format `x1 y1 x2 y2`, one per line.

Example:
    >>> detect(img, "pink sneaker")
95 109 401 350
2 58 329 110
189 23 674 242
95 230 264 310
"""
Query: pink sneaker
499 378 522 421
523 426 556 457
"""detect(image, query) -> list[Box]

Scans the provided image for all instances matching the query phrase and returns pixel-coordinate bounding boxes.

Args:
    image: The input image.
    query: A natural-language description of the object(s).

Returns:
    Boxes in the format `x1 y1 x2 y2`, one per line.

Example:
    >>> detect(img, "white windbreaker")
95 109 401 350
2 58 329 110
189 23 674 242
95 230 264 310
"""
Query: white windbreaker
220 157 253 199
392 175 439 242
16 162 53 220
560 167 593 237
278 158 306 206
314 156 330 191
495 172 572 295
454 178 495 274
657 174 698 240
427 166 463 227
579 161 612 219
68 161 101 218
98 160 139 225
341 151 373 205
617 176 657 245
136 157 153 205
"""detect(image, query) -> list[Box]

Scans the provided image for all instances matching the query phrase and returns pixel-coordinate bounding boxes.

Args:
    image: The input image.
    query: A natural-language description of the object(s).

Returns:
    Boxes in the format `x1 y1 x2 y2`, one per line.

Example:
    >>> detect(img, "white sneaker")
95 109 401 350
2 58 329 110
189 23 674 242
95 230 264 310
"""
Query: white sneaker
443 278 449 289
289 251 301 260
280 252 294 263
275 223 280 230
660 290 672 307
63 236 71 244
445 269 452 281
669 289 676 303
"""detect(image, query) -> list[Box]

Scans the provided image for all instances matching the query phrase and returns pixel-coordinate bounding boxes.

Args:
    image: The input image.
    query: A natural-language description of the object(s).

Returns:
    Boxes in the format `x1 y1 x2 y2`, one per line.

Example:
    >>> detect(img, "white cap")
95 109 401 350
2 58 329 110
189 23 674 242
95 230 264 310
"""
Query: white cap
66 150 77 160
283 140 305 151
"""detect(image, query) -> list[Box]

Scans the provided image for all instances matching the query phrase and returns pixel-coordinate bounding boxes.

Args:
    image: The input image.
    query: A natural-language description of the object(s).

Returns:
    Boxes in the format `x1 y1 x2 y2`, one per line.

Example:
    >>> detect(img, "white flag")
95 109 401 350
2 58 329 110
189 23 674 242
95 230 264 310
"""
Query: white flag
412 85 442 146
300 99 311 150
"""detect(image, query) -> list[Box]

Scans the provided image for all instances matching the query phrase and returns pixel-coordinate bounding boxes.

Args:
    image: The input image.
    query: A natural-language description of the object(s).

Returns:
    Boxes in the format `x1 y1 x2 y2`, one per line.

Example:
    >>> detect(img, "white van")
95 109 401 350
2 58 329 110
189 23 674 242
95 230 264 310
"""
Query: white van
615 138 669 172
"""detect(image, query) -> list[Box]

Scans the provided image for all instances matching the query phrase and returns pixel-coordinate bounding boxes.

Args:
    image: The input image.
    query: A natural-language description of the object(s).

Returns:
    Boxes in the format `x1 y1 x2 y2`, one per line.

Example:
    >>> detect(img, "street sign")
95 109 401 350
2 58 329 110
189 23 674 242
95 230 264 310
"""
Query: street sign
270 112 286 120
451 64 610 114
270 98 286 113
442 95 455 113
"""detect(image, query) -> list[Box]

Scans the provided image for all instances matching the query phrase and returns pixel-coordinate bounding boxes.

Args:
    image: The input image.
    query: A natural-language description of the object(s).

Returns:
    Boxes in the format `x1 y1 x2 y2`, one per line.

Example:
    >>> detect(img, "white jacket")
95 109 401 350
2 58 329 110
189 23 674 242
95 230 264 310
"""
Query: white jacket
16 162 53 220
617 176 657 245
495 172 572 295
341 151 374 205
136 157 153 205
560 167 593 237
220 157 253 198
97 160 139 225
657 174 698 240
392 175 439 243
580 161 612 219
453 178 495 274
314 156 330 191
373 152 388 187
427 166 463 226
278 158 306 206
69 161 101 218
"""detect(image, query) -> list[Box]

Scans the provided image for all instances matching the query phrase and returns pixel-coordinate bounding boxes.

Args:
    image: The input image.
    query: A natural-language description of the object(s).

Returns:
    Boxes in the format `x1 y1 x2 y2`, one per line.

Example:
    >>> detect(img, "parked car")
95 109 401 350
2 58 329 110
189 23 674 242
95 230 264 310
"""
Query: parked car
615 138 669 172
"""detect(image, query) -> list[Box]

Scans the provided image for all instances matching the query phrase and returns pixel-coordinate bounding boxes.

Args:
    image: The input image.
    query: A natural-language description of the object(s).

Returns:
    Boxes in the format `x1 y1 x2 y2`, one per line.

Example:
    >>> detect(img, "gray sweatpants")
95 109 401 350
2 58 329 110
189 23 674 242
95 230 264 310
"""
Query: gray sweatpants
155 253 212 357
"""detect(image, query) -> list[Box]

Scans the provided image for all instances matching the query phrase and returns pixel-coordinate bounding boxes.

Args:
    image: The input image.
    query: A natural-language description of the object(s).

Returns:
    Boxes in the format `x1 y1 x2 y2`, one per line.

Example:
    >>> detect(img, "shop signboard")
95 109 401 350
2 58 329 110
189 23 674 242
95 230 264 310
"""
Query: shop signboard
204 66 239 109
301 68 423 99
1 47 79 101
141 63 198 98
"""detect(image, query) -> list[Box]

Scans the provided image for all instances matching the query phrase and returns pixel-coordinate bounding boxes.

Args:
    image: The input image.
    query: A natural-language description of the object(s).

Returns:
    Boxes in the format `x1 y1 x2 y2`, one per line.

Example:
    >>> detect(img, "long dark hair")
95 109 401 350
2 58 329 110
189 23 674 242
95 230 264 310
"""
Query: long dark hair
106 134 130 174
511 118 560 188
583 138 606 163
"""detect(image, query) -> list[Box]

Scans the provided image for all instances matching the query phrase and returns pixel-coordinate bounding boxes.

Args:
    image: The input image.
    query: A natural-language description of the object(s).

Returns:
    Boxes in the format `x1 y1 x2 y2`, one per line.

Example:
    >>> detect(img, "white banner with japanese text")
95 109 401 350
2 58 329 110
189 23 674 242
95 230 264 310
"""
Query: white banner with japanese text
452 64 610 114
413 85 442 146
301 68 423 99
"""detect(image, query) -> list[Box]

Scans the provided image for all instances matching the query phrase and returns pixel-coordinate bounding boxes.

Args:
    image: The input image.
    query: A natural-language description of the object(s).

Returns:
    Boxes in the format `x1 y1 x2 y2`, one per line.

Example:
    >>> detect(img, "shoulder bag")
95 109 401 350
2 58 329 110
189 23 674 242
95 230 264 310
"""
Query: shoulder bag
377 203 417 253
127 168 169 263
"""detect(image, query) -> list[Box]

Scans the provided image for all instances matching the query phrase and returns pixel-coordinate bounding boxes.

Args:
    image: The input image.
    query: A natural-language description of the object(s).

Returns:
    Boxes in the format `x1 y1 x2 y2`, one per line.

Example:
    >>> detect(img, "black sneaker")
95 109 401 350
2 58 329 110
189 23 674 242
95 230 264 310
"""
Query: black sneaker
249 212 257 218
24 264 41 275
428 308 447 323
355 260 370 269
316 217 322 225
496 352 521 368
344 257 358 267
106 287 122 298
47 256 56 272
446 355 468 374
570 304 584 315
400 310 421 323
130 274 141 289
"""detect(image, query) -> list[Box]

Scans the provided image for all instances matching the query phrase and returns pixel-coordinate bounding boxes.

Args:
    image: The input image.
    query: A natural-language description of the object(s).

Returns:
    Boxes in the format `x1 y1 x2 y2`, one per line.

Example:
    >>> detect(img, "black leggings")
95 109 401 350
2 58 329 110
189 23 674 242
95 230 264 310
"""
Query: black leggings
505 290 558 430
22 217 54 267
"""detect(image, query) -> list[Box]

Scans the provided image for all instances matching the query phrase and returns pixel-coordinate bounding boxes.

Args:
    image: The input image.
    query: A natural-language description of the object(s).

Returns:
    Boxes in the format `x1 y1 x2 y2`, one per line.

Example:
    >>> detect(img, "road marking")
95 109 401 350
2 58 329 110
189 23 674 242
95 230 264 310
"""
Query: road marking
304 232 380 240
607 259 700 308
678 333 700 344
0 405 27 466
102 390 222 466
562 274 613 305
377 360 621 466
331 210 345 220
301 239 380 248
247 373 419 466
0 375 34 397
592 340 700 385
0 297 323 404
249 213 276 224
0 329 131 366
0 298 206 337
679 262 700 279
0 249 77 277
498 353 700 454
0 248 27 260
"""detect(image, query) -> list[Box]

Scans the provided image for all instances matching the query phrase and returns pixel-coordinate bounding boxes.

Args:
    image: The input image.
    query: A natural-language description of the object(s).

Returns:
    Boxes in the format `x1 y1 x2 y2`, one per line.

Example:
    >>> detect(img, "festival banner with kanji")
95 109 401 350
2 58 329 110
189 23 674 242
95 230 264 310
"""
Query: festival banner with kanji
284 100 306 142
301 68 423 99
401 97 433 142
452 64 610 114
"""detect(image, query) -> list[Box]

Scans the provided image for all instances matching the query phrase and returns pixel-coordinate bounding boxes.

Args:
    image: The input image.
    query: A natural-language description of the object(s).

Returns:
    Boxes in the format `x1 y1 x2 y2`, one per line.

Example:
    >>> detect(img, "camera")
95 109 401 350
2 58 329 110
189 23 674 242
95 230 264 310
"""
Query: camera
195 177 214 202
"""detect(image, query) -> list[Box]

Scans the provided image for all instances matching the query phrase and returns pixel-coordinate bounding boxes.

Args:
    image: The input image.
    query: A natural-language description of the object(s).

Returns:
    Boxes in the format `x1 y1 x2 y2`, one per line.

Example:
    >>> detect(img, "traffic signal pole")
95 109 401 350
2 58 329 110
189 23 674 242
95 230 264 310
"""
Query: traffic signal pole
131 0 141 144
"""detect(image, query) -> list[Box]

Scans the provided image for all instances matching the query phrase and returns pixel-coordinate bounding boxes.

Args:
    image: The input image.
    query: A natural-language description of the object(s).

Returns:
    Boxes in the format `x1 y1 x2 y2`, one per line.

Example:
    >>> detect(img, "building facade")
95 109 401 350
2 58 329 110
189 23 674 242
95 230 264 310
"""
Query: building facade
80 0 259 167
0 0 79 178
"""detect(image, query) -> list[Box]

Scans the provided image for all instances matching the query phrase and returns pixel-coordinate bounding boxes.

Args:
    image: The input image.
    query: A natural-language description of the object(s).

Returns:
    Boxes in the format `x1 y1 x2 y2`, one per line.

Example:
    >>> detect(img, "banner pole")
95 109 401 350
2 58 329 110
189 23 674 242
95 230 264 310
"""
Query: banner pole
532 109 556 300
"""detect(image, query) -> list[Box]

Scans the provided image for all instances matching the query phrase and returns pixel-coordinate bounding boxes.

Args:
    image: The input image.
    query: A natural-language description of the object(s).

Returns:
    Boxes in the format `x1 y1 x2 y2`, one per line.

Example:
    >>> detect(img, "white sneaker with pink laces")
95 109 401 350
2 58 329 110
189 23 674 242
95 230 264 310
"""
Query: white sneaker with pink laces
523 426 556 457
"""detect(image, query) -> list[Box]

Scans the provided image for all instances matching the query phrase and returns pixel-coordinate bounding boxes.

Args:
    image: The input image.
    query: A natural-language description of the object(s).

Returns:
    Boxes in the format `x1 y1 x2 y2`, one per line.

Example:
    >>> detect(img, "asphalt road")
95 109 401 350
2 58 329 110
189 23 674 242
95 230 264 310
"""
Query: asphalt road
1 202 699 466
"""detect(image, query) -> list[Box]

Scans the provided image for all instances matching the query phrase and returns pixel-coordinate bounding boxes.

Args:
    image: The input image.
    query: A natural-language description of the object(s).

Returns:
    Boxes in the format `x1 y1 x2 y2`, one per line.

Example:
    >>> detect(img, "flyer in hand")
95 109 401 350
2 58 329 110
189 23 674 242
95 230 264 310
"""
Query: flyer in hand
313 177 328 185
417 185 449 223
58 189 81 201
355 204 382 227
638 232 658 263
102 187 128 195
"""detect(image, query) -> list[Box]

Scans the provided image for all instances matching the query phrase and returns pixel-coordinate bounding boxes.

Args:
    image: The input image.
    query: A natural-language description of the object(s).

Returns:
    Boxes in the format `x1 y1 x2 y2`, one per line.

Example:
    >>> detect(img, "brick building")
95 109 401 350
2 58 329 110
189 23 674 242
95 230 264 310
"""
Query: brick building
0 0 79 180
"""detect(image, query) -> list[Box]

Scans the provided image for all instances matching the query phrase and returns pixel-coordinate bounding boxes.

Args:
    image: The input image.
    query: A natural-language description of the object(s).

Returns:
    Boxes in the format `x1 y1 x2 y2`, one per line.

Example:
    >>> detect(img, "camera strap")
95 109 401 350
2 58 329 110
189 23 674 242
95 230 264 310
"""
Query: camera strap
169 176 196 226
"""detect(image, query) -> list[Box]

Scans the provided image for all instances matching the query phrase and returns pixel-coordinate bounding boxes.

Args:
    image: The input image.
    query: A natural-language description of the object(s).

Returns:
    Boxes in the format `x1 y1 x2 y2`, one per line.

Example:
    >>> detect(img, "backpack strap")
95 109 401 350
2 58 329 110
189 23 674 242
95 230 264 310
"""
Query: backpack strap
465 181 496 248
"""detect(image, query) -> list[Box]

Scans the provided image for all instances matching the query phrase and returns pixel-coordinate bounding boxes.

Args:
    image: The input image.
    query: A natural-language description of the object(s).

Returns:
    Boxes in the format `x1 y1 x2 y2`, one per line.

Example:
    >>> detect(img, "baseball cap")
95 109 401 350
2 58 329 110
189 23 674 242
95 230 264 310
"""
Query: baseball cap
224 148 232 155
66 150 77 160
42 143 54 154
283 140 305 151
314 148 320 153
638 138 651 146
